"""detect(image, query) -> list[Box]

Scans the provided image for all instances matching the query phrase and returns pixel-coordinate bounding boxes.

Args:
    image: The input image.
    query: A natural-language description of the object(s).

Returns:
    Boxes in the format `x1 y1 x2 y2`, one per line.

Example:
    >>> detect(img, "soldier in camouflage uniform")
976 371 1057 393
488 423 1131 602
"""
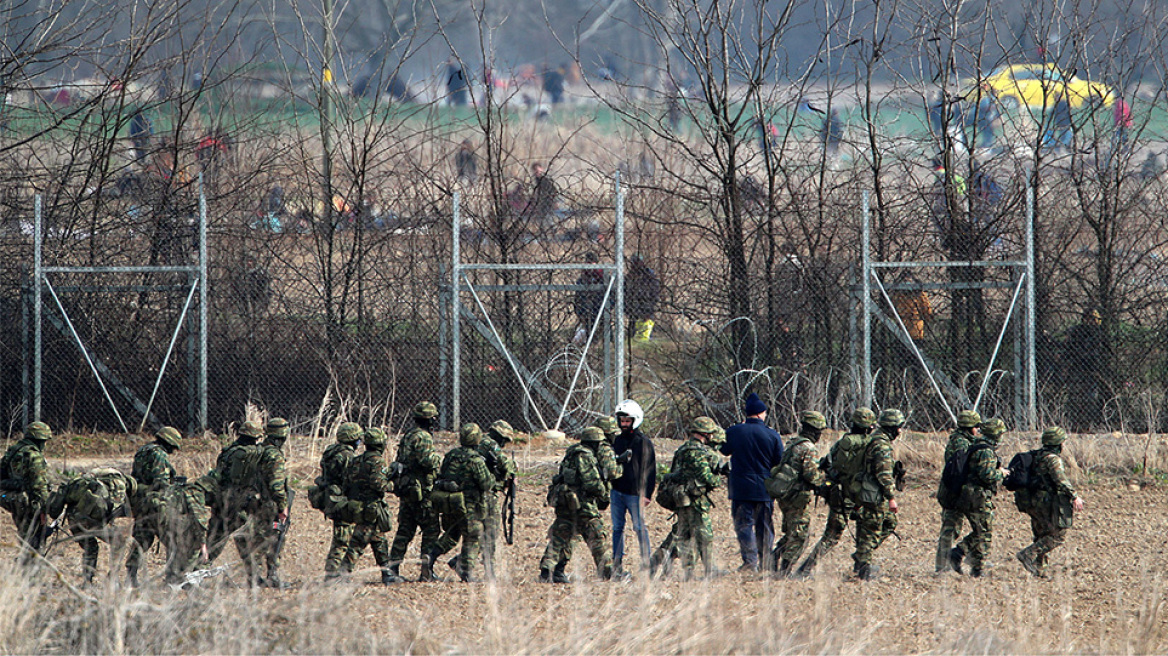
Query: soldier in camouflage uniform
795 408 875 577
254 417 291 588
388 402 443 582
947 418 1007 577
768 411 827 576
474 420 517 579
321 421 361 579
126 425 180 586
0 422 53 563
539 427 613 582
428 424 495 582
159 471 219 585
597 416 620 446
1016 426 1085 578
668 417 724 579
650 423 726 577
935 409 981 572
341 427 395 585
46 467 135 583
217 421 266 586
849 408 904 580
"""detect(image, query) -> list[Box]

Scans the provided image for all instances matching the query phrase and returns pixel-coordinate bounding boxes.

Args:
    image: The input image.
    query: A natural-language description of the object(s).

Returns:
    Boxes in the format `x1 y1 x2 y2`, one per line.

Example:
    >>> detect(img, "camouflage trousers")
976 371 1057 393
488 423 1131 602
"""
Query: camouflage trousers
127 513 161 580
775 493 814 566
325 520 355 575
1020 509 1067 575
68 520 119 583
223 508 266 584
935 507 965 572
433 502 486 580
389 498 441 570
674 506 714 575
852 502 897 567
163 519 207 585
481 492 499 577
802 497 854 565
252 502 282 578
540 504 611 577
955 499 995 572
342 522 391 573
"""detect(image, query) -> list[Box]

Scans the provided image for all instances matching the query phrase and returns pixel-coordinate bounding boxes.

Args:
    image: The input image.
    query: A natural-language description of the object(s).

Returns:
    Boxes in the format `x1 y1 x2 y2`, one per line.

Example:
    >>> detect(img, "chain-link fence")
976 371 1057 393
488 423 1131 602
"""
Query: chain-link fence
2 122 1168 439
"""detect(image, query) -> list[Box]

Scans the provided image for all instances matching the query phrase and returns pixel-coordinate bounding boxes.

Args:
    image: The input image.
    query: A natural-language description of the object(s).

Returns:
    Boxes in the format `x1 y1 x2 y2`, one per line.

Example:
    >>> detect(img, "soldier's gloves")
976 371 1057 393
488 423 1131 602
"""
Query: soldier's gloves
616 451 633 465
715 461 731 476
388 462 405 479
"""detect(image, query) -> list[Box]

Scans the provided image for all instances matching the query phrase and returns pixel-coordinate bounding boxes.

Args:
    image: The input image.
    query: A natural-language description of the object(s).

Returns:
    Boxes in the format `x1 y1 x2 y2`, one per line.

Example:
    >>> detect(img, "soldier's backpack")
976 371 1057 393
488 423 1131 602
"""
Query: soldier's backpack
1003 450 1041 491
828 432 873 488
940 443 994 494
654 472 689 511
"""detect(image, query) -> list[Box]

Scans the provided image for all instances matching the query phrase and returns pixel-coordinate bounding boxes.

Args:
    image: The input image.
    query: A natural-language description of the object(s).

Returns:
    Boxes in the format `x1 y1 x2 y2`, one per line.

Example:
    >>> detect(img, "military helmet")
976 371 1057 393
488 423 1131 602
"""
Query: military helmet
24 421 51 442
460 423 482 447
980 418 1007 439
238 421 263 439
708 426 726 446
851 407 876 428
364 427 387 447
155 426 182 448
1041 426 1067 446
265 417 290 439
690 416 719 435
488 420 515 444
412 402 439 419
336 421 362 444
800 410 827 430
580 426 605 443
595 416 620 438
878 409 906 428
957 410 982 428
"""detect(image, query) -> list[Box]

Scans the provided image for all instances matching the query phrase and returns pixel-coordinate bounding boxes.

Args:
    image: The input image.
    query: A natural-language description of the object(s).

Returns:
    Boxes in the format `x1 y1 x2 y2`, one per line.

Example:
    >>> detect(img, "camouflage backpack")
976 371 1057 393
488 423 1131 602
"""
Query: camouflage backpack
827 431 873 491
765 443 806 502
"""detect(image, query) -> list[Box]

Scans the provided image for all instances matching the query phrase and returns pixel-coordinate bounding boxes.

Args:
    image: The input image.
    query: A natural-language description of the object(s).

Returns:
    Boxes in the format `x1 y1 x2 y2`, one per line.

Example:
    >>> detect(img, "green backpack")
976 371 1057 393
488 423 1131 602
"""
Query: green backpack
828 432 873 491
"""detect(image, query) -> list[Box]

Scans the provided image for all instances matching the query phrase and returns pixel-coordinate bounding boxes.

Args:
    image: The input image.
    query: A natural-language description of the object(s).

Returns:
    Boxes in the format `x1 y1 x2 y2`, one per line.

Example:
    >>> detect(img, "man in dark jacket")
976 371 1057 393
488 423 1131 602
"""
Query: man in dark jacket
721 392 784 571
611 399 656 577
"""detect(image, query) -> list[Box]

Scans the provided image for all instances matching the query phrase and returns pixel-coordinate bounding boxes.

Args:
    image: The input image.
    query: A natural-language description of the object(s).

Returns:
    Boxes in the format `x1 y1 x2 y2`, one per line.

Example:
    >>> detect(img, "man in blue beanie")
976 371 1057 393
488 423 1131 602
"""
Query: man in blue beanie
721 392 784 572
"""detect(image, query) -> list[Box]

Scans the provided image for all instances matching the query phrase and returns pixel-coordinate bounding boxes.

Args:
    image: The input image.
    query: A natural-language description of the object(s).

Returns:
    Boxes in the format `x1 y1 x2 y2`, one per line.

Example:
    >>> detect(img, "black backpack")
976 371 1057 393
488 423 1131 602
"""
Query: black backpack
1003 450 1041 491
940 443 992 493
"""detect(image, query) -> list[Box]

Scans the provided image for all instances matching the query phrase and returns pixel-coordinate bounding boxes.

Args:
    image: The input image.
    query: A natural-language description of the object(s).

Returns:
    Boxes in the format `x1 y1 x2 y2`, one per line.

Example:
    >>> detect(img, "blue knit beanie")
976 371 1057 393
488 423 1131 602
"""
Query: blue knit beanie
743 392 767 416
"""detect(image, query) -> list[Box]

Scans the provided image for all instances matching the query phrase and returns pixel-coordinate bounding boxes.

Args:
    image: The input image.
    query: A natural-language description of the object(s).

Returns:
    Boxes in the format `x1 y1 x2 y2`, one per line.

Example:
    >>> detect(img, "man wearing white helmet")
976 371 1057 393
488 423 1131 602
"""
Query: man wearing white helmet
611 399 657 578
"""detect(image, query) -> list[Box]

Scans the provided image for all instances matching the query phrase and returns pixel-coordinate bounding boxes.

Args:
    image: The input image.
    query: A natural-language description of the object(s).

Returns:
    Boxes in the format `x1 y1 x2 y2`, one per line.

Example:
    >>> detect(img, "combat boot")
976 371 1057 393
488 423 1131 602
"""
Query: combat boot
601 564 614 581
539 566 553 583
854 562 880 580
552 563 571 584
1016 548 1043 578
948 546 965 575
970 566 983 578
793 553 818 579
382 564 407 584
418 553 441 582
447 556 461 577
777 559 794 578
649 549 665 577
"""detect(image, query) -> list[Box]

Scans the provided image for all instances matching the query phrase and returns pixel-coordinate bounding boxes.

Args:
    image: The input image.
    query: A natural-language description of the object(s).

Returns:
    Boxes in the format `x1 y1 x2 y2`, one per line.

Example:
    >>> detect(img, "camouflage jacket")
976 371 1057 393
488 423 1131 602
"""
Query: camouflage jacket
596 442 623 484
1036 448 1076 499
163 472 218 536
560 443 606 502
669 438 722 511
777 434 825 496
319 442 357 487
344 448 391 504
439 446 494 508
132 443 175 494
476 438 516 493
1 439 50 508
48 472 130 528
258 441 289 512
395 427 442 494
861 433 896 504
964 439 1003 492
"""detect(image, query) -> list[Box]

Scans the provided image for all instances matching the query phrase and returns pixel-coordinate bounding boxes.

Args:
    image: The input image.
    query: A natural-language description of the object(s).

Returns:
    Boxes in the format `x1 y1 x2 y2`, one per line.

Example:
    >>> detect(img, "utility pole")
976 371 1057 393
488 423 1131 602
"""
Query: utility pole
321 0 335 226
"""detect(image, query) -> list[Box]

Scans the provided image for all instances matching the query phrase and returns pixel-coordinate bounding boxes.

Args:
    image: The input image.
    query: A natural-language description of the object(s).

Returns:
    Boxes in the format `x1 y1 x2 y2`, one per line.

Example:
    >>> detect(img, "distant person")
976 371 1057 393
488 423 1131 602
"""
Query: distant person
720 392 784 572
1113 96 1133 152
625 255 661 342
543 66 565 105
756 119 779 162
386 73 414 103
128 110 152 164
455 139 477 183
446 60 468 106
820 108 843 157
527 162 559 227
973 96 999 150
573 252 606 344
1044 94 1073 151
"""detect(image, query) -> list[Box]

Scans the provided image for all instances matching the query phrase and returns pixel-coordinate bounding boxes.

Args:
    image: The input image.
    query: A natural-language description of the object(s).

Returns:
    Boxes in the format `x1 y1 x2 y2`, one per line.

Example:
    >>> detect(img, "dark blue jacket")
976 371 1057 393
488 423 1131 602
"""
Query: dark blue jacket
720 418 784 502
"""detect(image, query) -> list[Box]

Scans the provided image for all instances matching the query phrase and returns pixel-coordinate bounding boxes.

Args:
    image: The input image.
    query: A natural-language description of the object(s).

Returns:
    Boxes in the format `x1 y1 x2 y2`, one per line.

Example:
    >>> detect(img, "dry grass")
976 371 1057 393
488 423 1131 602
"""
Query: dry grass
2 431 1168 654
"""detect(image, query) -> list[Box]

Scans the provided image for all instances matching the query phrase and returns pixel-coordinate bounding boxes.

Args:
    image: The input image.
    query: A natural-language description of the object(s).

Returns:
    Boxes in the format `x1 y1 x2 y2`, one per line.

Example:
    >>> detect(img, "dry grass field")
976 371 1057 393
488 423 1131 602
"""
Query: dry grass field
2 430 1167 654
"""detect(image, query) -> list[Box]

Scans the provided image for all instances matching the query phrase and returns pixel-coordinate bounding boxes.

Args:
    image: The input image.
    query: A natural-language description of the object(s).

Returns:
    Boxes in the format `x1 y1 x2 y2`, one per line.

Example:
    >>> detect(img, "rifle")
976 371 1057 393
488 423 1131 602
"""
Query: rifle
271 488 294 563
502 477 516 545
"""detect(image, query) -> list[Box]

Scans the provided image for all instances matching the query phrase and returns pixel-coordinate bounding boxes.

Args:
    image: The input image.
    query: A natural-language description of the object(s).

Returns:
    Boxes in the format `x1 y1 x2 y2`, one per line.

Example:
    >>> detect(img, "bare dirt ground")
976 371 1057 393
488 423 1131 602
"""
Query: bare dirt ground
4 432 1167 654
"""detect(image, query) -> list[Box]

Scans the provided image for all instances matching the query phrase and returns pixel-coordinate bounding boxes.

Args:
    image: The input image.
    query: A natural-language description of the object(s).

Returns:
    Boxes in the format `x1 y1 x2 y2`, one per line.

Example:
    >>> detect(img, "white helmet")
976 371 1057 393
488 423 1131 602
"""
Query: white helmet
614 399 645 429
